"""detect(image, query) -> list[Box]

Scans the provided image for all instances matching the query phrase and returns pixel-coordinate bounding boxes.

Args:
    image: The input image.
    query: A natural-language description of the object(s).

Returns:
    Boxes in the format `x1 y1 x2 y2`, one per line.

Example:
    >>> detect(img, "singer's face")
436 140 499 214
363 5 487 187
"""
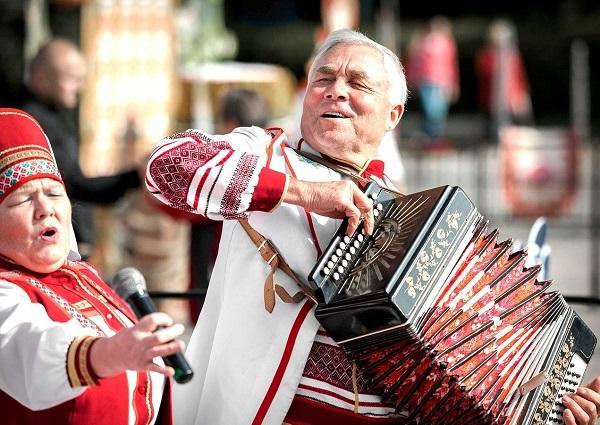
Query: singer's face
0 178 72 273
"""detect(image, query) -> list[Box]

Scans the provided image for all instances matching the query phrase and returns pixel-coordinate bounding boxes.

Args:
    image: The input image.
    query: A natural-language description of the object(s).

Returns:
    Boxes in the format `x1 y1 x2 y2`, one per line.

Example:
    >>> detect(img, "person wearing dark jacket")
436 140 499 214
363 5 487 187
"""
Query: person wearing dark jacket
21 38 140 258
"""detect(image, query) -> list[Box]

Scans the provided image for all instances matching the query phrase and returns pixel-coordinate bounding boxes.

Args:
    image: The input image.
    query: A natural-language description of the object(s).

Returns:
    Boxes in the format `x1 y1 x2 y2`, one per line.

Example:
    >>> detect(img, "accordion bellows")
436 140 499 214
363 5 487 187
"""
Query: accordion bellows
309 184 596 425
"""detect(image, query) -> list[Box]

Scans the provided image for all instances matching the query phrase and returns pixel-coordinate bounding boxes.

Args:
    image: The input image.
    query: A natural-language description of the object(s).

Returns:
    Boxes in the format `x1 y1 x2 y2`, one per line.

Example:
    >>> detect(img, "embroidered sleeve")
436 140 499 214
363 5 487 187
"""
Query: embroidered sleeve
66 336 101 387
145 126 288 220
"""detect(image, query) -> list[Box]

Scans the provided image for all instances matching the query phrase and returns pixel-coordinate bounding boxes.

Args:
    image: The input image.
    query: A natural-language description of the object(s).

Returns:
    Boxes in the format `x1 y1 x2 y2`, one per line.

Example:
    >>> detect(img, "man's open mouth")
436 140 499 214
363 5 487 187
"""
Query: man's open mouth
321 112 348 118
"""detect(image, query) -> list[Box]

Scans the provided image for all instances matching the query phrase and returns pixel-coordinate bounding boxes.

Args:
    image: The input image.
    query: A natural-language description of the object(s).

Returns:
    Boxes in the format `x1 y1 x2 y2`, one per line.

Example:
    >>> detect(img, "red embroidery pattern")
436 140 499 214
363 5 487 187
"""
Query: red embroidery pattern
219 153 258 219
0 158 61 197
149 131 232 211
303 341 377 395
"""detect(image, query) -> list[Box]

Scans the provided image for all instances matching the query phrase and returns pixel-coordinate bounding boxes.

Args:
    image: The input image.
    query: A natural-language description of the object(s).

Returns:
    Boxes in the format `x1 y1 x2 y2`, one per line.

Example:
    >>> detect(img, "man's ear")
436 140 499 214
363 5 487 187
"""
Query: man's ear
387 104 404 131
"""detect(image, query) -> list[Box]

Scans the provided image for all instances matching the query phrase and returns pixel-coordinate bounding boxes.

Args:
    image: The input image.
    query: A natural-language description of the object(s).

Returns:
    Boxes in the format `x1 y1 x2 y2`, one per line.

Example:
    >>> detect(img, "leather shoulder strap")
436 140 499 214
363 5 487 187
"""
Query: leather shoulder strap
239 219 316 313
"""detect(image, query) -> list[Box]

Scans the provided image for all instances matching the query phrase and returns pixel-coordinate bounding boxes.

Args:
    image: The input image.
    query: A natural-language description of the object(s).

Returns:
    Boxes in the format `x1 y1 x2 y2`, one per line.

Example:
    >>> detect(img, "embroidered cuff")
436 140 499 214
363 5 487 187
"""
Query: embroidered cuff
66 336 101 388
249 168 287 212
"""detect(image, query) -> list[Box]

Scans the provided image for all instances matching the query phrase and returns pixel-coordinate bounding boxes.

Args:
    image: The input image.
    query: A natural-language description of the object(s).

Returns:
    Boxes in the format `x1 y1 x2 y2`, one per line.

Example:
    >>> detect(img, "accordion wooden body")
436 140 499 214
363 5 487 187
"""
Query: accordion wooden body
308 183 597 425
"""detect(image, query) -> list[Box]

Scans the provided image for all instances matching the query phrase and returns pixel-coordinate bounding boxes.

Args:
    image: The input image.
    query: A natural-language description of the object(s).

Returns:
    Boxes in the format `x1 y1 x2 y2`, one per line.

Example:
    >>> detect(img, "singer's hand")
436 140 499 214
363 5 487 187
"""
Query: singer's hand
563 377 600 425
283 178 374 236
89 312 186 378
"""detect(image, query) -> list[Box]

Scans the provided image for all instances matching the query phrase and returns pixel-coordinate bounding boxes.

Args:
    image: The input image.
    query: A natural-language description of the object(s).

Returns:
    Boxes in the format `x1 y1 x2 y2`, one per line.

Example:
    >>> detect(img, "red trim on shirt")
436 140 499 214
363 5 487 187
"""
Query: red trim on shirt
248 168 287 212
264 128 284 168
280 144 323 258
361 160 385 179
285 396 400 425
193 149 235 210
252 300 314 425
304 214 323 259
297 384 388 408
132 372 151 425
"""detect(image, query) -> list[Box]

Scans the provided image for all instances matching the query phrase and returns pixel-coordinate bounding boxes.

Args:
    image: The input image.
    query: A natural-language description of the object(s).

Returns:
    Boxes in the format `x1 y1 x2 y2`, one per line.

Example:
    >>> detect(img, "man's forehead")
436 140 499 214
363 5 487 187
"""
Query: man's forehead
313 44 385 74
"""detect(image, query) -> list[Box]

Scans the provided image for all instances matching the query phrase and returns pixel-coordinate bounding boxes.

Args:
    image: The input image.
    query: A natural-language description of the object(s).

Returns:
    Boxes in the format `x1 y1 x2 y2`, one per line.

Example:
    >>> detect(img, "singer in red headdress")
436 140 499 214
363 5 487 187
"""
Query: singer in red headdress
0 108 185 425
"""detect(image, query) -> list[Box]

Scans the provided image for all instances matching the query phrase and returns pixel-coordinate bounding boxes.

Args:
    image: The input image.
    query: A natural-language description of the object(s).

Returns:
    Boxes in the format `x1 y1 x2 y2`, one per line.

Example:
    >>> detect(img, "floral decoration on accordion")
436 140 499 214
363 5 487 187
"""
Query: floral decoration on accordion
405 210 462 299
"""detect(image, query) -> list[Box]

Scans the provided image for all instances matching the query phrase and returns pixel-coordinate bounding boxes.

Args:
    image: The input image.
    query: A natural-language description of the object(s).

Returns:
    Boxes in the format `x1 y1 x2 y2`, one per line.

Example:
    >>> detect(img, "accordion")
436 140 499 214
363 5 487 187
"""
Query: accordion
308 183 597 425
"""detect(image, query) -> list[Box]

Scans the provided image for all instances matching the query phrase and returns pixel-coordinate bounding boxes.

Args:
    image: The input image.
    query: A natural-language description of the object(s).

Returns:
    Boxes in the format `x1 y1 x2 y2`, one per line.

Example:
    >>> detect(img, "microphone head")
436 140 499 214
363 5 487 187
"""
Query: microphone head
111 267 147 300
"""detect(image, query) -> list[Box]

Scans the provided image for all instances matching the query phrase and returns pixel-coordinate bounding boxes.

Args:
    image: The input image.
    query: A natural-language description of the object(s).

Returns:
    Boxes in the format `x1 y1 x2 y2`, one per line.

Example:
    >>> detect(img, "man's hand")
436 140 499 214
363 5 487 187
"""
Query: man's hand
563 377 600 425
283 178 374 236
90 312 186 378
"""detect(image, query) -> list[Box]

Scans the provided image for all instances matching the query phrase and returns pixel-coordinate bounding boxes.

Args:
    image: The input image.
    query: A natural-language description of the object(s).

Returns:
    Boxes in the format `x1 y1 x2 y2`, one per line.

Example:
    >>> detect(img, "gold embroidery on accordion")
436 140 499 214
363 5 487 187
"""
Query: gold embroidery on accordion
406 209 462 299
532 335 575 424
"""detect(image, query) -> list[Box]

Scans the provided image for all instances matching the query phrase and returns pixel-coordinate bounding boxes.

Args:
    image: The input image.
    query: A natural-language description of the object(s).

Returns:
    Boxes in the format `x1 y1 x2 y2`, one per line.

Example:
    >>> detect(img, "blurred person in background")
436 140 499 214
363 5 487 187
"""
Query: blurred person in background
476 19 533 141
218 88 271 133
406 15 460 148
0 1 26 107
21 37 141 259
0 108 185 425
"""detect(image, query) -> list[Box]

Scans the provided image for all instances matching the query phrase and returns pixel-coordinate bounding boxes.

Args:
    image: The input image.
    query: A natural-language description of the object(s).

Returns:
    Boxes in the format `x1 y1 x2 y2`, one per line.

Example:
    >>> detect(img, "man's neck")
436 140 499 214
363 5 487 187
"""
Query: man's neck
300 139 376 173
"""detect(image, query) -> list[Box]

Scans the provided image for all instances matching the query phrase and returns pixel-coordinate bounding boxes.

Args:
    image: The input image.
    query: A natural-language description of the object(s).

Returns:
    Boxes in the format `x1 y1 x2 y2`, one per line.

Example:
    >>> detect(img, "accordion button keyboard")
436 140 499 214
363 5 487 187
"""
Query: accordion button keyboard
547 354 586 424
337 266 345 273
353 240 360 248
342 259 349 267
345 253 352 260
374 209 380 217
333 272 340 280
343 236 351 243
323 267 330 275
376 203 383 211
350 247 357 255
336 248 343 256
340 242 347 249
331 255 338 262
357 234 364 242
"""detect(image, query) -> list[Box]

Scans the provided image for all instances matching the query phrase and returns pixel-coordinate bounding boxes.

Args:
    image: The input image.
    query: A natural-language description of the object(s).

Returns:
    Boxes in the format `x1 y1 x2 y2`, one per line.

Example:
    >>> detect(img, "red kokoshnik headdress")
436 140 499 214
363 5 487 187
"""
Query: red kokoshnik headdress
0 108 63 202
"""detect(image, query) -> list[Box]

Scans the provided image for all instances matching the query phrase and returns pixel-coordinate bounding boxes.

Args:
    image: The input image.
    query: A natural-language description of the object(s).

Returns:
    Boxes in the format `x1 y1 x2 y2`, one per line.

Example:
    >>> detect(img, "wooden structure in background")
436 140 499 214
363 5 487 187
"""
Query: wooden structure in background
79 0 189 323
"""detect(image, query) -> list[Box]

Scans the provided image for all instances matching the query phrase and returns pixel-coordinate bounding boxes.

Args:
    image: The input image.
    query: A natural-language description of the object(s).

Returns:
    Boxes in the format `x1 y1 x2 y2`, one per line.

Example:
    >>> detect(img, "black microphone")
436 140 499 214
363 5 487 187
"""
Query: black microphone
111 267 194 384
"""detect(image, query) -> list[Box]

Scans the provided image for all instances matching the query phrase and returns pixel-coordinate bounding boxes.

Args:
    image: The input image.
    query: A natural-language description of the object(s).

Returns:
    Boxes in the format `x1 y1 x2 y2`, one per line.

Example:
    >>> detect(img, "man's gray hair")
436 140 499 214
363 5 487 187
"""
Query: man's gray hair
308 29 408 106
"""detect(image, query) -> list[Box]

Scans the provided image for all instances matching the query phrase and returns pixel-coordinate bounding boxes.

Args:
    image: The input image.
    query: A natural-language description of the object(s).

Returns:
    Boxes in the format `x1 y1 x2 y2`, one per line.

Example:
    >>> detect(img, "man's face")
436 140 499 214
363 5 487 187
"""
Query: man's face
300 43 403 166
0 179 71 273
51 49 86 109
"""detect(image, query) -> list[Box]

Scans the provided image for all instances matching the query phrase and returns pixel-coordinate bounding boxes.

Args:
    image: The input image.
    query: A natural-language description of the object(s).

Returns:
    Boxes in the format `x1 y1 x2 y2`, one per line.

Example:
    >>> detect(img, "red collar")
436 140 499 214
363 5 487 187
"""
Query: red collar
297 139 385 179
360 159 385 179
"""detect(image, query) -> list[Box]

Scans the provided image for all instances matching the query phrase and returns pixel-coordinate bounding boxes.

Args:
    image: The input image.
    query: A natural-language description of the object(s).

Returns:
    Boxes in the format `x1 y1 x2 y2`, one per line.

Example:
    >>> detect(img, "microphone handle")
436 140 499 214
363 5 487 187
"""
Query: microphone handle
127 292 194 384
163 352 194 384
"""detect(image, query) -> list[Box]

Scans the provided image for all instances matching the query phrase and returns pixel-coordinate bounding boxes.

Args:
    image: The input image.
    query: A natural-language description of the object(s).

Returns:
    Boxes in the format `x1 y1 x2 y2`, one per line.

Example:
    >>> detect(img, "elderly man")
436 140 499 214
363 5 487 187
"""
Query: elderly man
146 30 600 424
21 38 140 258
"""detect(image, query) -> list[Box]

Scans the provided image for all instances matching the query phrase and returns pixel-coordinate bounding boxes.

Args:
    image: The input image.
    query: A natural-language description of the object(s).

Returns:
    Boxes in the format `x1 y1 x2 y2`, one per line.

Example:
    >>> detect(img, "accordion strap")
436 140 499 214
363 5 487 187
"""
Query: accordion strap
291 148 403 197
239 219 317 313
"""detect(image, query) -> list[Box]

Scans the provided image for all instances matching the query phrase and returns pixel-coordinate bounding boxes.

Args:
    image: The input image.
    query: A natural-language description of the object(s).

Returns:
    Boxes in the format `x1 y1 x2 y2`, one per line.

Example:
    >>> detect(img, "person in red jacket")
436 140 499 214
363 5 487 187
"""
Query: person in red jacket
0 108 186 425
476 19 533 140
406 16 460 144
